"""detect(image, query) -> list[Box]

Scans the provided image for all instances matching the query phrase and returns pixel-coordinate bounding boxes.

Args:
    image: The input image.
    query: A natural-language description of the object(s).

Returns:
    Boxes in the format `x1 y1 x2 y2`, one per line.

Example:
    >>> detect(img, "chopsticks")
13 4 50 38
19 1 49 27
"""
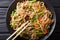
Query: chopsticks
6 21 30 40
12 22 30 40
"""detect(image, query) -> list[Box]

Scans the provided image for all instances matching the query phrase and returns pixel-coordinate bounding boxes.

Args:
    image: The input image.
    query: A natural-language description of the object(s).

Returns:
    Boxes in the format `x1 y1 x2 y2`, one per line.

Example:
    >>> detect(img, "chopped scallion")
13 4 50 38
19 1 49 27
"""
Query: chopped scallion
31 15 37 22
50 14 52 18
38 12 44 15
35 32 42 35
11 9 16 16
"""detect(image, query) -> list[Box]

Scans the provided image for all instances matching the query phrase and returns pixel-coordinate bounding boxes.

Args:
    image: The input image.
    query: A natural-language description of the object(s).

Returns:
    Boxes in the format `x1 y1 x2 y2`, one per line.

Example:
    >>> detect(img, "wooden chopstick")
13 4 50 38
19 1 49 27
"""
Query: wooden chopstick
12 22 30 40
6 21 29 40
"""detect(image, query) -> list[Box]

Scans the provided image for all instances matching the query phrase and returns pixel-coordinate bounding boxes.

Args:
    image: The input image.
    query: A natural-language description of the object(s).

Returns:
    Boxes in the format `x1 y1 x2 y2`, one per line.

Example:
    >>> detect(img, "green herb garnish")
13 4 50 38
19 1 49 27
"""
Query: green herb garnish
41 5 44 8
30 25 35 30
35 32 42 35
10 23 13 28
50 14 52 18
24 29 27 32
11 11 15 16
20 33 31 39
10 23 14 28
20 33 24 37
31 15 37 22
11 9 16 16
38 12 44 15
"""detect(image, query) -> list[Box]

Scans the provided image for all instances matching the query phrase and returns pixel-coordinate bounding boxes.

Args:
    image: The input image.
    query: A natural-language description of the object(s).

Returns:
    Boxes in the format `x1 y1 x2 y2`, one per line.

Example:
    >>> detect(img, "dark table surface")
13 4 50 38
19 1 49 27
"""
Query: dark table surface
0 0 60 40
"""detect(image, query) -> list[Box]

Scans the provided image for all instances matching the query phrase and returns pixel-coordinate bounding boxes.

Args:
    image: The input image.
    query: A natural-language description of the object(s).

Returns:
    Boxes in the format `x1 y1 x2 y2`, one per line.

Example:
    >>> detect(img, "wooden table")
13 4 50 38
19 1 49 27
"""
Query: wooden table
0 0 60 40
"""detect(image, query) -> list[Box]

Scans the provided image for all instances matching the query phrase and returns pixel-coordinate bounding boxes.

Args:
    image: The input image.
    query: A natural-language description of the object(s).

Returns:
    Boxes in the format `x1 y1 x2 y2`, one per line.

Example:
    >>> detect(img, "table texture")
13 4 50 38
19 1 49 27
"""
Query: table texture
0 0 60 40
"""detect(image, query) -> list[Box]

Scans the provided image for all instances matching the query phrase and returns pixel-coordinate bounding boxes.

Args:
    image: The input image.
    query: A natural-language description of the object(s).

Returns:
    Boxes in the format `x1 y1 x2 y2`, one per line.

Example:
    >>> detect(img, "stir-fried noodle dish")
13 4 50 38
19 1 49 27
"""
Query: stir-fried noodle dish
10 0 54 40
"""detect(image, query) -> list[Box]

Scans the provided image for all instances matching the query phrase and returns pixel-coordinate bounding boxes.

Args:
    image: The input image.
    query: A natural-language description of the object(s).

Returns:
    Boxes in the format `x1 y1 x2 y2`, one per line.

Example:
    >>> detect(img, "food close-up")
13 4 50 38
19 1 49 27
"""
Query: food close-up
10 0 54 40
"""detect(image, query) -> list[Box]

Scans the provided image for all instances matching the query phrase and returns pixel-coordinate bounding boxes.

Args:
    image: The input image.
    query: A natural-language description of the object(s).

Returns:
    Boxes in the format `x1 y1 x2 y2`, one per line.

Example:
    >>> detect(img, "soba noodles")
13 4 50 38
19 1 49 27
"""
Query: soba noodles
10 0 54 40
